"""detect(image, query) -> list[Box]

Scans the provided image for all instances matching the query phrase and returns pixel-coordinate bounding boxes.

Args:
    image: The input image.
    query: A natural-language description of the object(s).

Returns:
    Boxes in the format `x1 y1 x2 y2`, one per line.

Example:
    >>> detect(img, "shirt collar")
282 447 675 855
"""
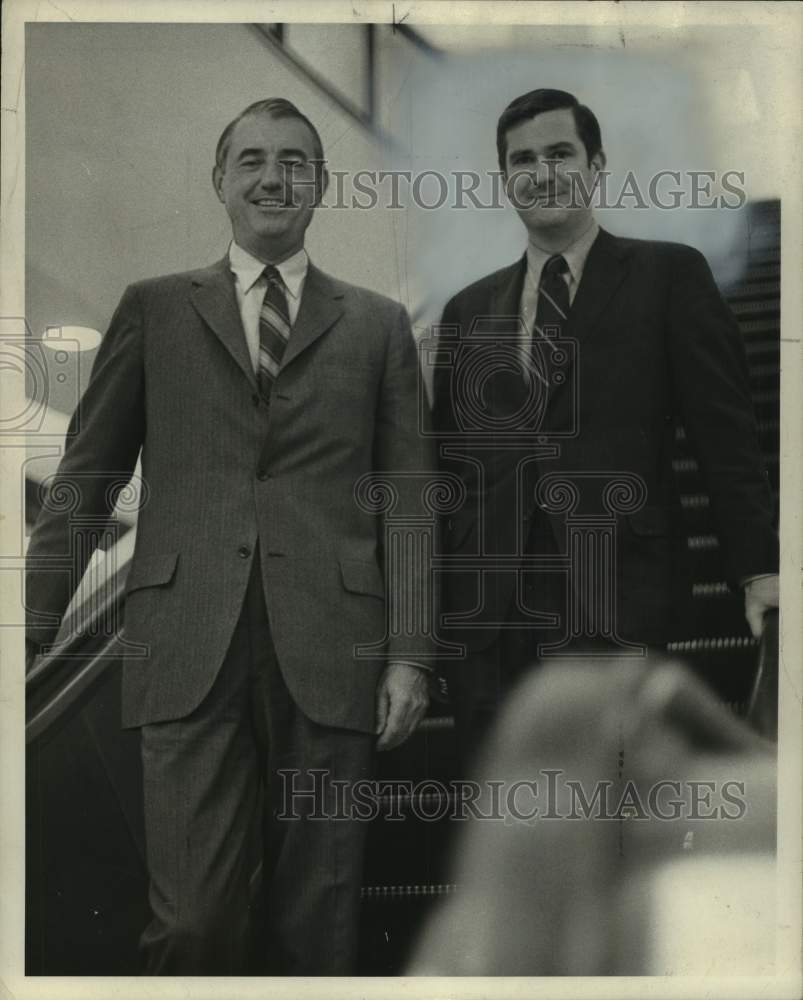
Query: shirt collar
228 241 309 301
526 219 600 286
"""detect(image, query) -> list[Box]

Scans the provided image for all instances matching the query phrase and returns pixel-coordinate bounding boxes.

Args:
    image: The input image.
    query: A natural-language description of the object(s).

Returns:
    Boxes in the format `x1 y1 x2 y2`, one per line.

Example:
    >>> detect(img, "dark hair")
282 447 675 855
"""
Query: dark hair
214 98 325 170
496 89 603 172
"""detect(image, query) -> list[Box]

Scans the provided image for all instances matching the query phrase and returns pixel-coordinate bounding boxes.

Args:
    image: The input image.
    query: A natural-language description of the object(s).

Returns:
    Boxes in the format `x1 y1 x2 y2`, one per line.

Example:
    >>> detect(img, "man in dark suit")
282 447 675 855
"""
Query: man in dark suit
25 98 432 974
432 88 778 767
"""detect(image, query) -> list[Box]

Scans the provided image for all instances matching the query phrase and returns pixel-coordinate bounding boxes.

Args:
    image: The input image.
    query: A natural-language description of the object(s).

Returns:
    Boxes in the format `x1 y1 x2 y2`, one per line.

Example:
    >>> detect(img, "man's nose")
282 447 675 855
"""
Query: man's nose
257 159 286 189
531 158 559 190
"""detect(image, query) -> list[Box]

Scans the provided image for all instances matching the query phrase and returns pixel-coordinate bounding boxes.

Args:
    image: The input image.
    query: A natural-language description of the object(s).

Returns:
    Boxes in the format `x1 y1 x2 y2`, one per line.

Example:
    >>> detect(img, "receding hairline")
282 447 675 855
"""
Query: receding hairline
215 108 324 170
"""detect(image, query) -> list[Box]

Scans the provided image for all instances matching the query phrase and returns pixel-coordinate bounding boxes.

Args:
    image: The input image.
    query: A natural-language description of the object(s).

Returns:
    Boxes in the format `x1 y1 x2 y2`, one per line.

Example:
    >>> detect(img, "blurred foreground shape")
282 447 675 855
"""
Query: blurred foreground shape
409 655 777 976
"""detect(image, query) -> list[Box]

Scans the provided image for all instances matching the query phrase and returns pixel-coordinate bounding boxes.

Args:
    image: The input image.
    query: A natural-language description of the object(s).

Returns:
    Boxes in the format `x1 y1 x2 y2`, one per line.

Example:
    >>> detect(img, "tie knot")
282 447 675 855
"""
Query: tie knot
543 254 568 280
263 264 284 288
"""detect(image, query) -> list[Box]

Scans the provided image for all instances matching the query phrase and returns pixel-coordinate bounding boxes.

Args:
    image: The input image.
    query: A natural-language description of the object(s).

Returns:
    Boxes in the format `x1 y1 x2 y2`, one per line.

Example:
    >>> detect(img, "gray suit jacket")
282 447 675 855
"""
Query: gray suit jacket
26 258 433 731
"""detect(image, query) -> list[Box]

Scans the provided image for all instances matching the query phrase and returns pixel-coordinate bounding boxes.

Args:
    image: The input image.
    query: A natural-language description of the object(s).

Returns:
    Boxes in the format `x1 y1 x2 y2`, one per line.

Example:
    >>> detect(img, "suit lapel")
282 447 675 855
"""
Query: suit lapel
537 228 632 423
190 257 257 389
490 256 527 321
564 228 631 345
487 231 630 345
281 263 345 370
189 257 345 387
479 257 528 421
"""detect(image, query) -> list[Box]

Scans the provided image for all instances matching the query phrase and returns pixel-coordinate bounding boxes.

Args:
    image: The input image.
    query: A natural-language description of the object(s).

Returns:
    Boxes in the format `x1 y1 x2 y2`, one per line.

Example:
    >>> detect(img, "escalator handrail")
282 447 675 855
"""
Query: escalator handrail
26 544 133 742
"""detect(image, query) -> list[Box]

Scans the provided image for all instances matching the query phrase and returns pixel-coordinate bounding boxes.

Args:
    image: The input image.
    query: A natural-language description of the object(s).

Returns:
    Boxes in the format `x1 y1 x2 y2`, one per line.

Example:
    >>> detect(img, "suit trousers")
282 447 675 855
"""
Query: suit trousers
447 511 650 776
138 549 374 975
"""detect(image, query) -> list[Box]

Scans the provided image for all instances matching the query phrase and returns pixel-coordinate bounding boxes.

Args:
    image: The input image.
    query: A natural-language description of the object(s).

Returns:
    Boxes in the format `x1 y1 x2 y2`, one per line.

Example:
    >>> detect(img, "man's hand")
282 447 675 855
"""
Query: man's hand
375 661 429 752
744 574 779 638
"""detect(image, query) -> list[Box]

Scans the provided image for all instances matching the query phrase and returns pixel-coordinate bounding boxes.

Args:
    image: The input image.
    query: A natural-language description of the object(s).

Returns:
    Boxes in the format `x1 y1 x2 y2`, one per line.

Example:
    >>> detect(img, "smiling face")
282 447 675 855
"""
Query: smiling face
503 108 604 244
212 112 328 263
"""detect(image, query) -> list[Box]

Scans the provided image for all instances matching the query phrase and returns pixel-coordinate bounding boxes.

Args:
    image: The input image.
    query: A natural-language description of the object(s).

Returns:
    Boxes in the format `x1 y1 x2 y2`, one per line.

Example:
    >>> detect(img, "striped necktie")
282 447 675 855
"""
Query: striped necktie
258 264 291 400
517 253 570 427
533 253 570 348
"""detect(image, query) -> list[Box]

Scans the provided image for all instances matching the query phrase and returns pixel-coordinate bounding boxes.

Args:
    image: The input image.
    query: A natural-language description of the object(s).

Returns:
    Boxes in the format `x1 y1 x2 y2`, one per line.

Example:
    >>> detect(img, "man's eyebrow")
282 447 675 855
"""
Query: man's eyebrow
234 146 310 162
508 140 577 157
235 147 265 161
277 147 310 159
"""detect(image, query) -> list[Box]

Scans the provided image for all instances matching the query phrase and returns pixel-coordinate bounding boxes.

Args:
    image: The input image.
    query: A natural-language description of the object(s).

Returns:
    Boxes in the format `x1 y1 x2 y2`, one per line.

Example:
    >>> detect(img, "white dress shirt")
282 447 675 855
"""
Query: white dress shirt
228 241 308 374
518 220 600 371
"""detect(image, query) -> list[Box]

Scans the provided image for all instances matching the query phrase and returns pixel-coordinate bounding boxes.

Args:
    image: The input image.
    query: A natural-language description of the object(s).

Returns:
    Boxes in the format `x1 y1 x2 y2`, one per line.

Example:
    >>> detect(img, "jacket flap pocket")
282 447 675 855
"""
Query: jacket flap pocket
626 507 671 537
125 552 179 595
339 558 384 598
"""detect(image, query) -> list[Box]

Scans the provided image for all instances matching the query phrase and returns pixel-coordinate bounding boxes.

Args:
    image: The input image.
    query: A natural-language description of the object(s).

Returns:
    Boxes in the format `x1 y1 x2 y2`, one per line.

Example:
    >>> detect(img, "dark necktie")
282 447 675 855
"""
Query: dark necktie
532 253 570 351
257 265 291 400
527 255 571 556
521 254 570 425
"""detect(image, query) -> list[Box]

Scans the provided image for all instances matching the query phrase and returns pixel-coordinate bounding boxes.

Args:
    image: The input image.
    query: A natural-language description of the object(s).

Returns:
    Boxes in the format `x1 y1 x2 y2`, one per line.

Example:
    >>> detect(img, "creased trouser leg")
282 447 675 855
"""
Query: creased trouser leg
138 552 373 975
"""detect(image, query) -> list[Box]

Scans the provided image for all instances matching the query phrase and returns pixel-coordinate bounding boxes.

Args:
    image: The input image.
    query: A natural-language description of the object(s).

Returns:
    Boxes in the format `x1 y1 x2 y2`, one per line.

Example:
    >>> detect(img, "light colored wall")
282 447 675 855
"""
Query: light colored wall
383 30 789 332
26 23 406 415
27 21 794 414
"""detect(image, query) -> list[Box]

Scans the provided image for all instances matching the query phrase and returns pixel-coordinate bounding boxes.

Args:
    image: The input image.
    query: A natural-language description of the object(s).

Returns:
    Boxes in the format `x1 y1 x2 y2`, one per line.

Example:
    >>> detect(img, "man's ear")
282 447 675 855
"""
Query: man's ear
590 149 607 176
212 164 225 204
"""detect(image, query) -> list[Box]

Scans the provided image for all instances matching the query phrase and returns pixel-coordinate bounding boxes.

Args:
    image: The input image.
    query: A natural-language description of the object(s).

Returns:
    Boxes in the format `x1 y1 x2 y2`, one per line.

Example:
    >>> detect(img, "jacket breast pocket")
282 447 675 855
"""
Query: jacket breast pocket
313 359 377 383
309 363 378 423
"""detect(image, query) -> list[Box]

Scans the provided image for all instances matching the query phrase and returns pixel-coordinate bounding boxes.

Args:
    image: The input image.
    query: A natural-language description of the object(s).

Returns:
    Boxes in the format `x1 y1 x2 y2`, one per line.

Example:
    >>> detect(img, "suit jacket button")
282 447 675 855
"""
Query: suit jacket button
237 545 251 559
252 393 261 407
257 470 270 481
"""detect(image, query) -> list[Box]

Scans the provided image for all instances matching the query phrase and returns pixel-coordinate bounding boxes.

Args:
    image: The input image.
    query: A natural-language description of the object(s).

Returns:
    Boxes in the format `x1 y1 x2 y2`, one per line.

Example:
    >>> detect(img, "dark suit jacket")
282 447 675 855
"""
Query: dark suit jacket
26 258 432 731
432 228 778 648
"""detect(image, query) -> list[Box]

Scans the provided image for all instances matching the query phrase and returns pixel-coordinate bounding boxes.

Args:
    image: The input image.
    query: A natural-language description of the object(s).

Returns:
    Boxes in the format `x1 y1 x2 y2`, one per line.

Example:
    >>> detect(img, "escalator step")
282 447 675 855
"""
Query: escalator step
362 883 457 900
669 635 758 653
726 281 780 302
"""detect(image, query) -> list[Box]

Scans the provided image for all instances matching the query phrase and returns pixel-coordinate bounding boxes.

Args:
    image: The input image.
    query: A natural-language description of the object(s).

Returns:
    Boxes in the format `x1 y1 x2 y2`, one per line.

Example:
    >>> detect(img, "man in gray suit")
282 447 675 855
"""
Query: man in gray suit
25 98 432 975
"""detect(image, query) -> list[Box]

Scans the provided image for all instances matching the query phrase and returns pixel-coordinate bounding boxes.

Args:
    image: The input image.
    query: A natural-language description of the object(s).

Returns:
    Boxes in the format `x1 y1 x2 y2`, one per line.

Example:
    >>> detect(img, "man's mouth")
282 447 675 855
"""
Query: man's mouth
253 198 289 208
528 190 575 208
532 188 569 200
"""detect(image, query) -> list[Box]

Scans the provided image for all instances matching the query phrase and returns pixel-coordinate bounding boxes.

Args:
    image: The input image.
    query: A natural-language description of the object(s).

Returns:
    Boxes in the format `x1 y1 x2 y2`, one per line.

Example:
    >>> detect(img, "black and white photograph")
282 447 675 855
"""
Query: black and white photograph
1 1 801 997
